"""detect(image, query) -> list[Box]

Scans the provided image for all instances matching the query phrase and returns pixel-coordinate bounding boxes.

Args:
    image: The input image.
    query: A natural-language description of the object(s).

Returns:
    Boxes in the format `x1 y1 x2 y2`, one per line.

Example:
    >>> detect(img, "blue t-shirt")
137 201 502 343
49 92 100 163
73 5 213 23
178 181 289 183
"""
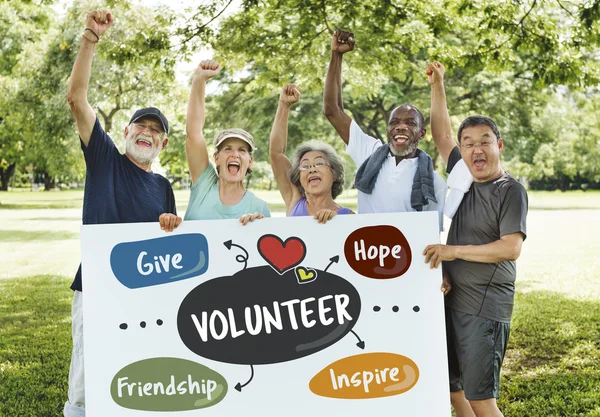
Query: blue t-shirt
71 117 176 291
184 163 270 220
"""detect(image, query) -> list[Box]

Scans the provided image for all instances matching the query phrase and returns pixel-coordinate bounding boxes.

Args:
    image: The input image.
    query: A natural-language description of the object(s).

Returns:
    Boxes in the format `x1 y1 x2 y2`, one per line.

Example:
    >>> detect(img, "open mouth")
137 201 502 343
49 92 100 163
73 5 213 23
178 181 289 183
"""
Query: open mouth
308 175 321 186
136 138 152 148
393 134 409 145
473 158 487 169
227 162 240 175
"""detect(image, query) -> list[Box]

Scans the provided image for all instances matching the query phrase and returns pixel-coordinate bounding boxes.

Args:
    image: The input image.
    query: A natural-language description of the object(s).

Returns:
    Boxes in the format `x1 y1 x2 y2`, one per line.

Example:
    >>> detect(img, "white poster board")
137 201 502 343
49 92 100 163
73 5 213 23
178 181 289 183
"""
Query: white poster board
81 211 450 416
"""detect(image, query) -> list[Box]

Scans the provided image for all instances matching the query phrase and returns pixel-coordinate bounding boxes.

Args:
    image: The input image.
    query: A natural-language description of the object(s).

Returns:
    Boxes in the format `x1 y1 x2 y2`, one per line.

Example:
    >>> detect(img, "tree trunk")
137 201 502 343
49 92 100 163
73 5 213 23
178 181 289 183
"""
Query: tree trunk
0 162 16 191
43 172 55 191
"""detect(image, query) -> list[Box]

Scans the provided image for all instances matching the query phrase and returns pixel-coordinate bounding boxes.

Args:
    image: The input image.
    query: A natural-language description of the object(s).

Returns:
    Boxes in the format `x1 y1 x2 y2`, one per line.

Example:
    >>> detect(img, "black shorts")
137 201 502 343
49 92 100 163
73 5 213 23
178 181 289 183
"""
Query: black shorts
446 308 511 400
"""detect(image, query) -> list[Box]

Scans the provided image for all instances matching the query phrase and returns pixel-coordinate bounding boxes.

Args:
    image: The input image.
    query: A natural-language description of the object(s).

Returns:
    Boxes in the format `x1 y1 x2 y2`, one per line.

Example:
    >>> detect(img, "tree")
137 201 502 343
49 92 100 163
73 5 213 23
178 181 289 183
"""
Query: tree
171 0 600 181
508 88 600 190
9 0 181 190
0 0 54 191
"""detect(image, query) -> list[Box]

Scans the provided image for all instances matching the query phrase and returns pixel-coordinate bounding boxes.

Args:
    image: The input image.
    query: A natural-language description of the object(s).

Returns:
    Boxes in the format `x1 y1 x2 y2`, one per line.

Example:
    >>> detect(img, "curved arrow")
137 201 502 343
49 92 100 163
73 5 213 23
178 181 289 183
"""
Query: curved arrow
235 364 254 392
324 255 340 272
224 240 249 270
350 330 365 349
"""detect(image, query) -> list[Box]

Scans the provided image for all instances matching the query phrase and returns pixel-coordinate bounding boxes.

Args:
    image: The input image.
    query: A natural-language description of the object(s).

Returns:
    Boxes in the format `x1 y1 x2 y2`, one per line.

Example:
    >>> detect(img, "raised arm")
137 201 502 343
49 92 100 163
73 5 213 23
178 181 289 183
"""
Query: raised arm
269 84 302 209
186 60 220 185
427 62 456 165
323 29 355 144
66 10 113 147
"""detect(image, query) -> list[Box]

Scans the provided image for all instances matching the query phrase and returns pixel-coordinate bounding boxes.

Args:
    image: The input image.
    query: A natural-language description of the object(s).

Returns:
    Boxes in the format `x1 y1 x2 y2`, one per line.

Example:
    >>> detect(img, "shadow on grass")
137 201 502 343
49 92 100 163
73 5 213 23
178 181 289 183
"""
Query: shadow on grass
0 275 73 417
0 230 79 242
498 290 600 417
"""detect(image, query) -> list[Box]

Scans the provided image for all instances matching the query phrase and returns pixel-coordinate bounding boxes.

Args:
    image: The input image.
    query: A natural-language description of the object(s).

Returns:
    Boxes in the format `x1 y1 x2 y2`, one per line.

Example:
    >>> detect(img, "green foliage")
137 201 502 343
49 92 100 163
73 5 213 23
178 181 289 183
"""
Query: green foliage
0 0 55 189
0 0 182 190
172 0 600 183
55 0 180 134
4 0 600 187
0 0 52 76
504 89 600 189
206 0 600 91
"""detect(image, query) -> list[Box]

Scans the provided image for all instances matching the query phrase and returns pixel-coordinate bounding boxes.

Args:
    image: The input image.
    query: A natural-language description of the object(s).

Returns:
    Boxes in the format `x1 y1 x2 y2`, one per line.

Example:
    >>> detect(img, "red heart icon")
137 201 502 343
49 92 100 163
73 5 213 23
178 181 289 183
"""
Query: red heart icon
257 234 307 274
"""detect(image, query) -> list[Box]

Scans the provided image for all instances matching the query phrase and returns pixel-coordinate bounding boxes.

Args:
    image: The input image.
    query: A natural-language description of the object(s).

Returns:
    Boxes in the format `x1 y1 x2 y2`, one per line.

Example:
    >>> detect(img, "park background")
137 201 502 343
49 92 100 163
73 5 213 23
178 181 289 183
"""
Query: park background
1 0 599 416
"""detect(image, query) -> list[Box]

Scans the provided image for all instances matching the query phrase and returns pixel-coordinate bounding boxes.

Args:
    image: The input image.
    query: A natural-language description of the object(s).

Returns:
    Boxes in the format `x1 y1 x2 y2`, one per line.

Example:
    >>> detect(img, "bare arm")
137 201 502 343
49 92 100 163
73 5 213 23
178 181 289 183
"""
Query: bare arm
269 84 302 210
66 10 113 147
427 62 456 165
423 232 525 268
453 233 524 263
323 29 355 144
186 60 220 185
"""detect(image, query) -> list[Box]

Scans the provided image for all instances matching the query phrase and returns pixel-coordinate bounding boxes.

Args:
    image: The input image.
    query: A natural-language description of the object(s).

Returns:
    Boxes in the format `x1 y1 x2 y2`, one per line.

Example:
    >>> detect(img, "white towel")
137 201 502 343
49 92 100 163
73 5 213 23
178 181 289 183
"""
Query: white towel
444 159 473 219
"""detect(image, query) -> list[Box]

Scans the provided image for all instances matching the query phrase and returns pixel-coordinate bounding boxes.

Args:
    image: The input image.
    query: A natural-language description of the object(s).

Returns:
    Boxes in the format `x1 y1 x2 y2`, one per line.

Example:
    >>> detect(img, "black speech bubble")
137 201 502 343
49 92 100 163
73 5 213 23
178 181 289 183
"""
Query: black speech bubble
177 265 361 365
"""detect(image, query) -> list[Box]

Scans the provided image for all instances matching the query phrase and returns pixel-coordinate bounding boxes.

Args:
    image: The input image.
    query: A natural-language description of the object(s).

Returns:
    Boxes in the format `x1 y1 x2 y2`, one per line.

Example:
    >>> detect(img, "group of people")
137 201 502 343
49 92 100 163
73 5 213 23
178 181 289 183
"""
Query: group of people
64 10 528 417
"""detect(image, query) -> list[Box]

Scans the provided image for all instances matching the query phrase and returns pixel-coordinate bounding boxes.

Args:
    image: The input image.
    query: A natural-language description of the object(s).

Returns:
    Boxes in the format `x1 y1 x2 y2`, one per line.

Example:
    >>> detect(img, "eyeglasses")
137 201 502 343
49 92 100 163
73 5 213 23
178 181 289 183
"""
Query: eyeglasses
461 141 494 149
299 160 330 171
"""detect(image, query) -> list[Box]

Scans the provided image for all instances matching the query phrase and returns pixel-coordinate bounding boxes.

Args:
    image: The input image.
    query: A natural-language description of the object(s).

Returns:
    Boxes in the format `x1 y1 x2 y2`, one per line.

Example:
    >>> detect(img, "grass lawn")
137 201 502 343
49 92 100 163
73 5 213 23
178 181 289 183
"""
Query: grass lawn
2 188 599 212
0 189 599 416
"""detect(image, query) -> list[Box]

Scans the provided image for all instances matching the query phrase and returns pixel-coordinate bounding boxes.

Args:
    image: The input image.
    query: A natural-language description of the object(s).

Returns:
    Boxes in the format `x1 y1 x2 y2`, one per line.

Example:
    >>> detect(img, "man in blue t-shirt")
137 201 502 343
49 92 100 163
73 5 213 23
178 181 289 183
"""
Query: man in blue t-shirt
63 10 176 417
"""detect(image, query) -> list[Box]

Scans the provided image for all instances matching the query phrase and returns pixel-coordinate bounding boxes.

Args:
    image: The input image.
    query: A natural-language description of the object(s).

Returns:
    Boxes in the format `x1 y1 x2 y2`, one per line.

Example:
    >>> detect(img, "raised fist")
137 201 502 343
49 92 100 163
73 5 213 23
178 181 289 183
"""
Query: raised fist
85 10 113 38
426 62 445 86
194 59 221 82
331 29 355 54
279 84 301 106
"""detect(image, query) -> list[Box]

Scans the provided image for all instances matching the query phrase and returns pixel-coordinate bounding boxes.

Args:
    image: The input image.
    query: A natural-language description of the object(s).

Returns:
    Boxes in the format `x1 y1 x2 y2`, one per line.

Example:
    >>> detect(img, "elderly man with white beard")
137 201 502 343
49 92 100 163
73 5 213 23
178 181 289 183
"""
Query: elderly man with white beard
64 10 176 417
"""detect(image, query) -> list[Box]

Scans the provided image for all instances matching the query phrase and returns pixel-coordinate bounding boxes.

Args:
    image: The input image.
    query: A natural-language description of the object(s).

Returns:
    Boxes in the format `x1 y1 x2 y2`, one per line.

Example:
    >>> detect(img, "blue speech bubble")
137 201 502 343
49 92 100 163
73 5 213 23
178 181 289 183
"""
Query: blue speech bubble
110 234 209 289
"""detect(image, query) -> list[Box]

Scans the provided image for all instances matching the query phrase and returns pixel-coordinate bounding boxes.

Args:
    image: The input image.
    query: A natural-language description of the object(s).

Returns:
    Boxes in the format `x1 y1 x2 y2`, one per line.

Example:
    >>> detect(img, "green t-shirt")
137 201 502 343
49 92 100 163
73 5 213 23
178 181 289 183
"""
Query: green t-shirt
184 163 271 220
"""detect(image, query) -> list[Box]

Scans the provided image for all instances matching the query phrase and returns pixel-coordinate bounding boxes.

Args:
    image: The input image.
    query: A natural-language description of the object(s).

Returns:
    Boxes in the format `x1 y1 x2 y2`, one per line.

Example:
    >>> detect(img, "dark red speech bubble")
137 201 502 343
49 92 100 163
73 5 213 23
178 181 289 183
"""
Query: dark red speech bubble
344 225 412 279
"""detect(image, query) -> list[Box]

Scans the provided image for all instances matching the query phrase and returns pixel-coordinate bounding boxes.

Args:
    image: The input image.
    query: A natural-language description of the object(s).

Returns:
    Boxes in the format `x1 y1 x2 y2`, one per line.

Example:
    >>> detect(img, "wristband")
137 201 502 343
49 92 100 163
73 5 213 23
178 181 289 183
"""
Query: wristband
82 34 98 44
84 27 100 41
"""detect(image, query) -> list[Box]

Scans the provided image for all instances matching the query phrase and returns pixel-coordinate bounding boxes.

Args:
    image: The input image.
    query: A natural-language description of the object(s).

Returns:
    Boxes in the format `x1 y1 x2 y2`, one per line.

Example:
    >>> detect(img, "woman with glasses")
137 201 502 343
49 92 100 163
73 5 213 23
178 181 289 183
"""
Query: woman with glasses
269 84 354 224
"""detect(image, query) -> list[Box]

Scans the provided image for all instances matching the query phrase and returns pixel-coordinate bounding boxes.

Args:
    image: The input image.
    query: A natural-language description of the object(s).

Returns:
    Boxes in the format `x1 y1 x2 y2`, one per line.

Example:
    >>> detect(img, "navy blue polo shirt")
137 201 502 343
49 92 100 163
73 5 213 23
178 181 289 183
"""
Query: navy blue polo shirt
71 117 176 291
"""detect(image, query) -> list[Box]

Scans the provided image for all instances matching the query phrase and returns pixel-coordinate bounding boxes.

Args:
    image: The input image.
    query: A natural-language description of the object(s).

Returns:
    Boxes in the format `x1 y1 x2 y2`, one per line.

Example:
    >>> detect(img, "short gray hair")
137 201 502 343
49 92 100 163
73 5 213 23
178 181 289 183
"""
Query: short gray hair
289 140 345 199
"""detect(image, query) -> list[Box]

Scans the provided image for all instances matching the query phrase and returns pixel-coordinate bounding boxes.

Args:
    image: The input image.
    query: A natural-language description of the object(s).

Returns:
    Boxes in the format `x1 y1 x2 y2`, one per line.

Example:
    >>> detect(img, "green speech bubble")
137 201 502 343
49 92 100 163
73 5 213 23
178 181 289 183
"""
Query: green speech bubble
110 357 228 411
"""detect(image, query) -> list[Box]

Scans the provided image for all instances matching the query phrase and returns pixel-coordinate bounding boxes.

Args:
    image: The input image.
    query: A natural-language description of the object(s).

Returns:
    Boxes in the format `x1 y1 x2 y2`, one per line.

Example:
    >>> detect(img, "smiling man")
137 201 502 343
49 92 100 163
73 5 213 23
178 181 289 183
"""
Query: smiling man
323 30 446 231
423 62 528 417
64 10 176 417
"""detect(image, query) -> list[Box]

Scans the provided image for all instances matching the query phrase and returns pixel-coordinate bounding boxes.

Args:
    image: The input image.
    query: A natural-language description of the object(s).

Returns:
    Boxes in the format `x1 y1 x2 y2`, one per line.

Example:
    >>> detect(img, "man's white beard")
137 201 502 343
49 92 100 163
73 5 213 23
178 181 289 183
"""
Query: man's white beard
125 133 161 166
389 140 418 157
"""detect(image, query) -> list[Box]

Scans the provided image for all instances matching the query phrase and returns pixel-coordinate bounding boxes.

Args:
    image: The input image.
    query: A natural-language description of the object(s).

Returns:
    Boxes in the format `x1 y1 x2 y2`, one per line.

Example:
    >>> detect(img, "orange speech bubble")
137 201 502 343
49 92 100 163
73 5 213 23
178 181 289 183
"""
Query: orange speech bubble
309 352 419 399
